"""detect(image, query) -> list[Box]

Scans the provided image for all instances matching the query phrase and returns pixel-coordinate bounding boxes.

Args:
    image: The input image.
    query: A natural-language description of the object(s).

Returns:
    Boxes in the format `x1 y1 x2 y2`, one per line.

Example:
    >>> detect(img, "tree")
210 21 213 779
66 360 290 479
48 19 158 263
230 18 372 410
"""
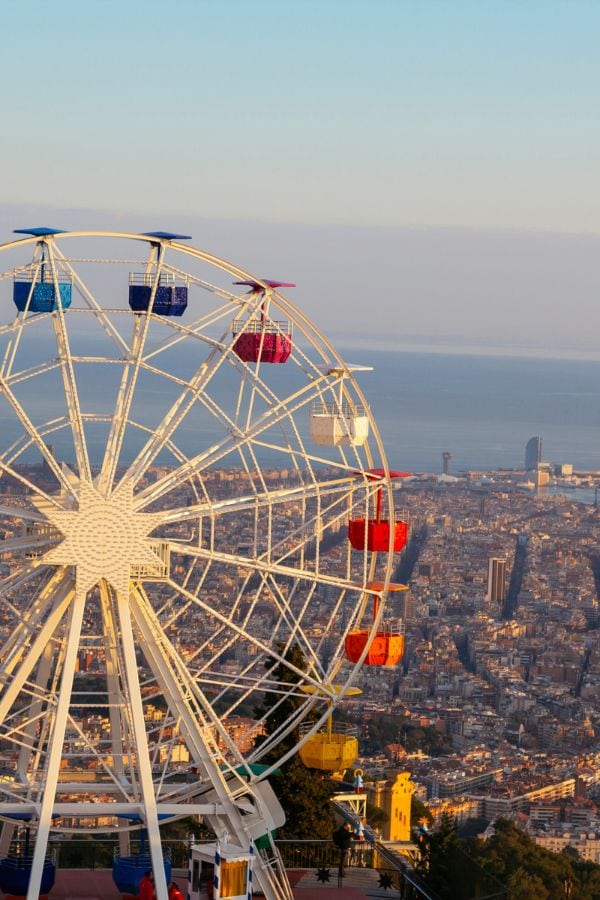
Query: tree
508 868 550 900
417 813 473 900
411 796 433 828
254 643 334 840
365 801 388 832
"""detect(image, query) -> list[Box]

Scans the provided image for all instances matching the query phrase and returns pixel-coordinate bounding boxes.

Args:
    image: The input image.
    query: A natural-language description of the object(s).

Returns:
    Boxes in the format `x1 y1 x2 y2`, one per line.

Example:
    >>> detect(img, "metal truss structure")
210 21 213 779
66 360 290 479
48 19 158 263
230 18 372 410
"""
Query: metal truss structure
0 231 397 899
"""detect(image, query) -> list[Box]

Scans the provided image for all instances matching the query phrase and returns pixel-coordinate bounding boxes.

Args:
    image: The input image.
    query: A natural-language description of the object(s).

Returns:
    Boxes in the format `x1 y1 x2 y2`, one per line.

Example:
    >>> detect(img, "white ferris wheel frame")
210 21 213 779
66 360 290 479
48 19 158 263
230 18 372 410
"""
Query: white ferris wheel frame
0 231 400 900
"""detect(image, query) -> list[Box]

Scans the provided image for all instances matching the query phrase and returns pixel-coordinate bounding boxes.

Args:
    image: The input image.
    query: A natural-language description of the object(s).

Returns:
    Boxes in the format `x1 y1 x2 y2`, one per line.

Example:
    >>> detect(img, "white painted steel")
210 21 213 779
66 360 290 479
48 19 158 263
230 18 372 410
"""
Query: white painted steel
0 232 398 900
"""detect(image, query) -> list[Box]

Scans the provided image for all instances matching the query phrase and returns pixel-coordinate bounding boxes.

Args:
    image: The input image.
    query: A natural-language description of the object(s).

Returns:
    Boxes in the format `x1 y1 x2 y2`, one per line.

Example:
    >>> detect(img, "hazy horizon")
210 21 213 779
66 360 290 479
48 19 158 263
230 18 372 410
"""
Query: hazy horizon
1 201 599 361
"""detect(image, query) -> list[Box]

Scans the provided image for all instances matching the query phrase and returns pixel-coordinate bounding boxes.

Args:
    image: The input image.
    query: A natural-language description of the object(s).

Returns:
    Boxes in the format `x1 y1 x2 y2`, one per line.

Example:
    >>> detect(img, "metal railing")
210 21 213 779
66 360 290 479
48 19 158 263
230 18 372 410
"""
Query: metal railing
129 272 188 286
14 270 71 285
310 400 366 417
11 839 190 871
299 720 359 738
232 318 292 335
276 838 440 899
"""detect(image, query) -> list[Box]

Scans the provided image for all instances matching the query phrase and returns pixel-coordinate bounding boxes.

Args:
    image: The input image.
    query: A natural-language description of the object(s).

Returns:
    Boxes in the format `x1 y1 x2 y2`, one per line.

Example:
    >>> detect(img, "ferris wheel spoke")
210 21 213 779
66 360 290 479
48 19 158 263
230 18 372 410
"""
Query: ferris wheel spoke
0 573 74 725
165 576 331 693
131 584 250 774
97 241 169 495
262 571 323 672
43 244 92 483
0 503 50 523
133 374 330 510
120 342 230 492
0 568 66 667
0 373 76 498
167 539 362 595
96 315 147 495
141 294 239 362
0 260 45 382
158 475 357 525
51 245 129 354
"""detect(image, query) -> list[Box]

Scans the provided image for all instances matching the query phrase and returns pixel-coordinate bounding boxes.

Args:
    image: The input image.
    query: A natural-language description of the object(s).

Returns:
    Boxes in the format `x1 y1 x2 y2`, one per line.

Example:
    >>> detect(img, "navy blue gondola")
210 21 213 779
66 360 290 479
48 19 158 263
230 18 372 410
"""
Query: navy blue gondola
0 855 56 895
128 274 188 316
113 854 172 894
13 275 72 313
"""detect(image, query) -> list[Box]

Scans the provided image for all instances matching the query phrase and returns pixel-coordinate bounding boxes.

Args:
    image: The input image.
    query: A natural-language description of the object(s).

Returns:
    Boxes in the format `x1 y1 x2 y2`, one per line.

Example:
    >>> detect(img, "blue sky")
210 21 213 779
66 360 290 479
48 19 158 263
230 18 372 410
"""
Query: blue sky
1 1 600 353
3 0 600 230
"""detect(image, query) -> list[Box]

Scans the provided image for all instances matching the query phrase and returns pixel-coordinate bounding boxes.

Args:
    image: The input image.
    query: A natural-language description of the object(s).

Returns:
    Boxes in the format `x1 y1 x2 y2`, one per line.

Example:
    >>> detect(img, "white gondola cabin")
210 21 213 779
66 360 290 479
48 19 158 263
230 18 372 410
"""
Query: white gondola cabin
189 842 253 900
309 364 372 447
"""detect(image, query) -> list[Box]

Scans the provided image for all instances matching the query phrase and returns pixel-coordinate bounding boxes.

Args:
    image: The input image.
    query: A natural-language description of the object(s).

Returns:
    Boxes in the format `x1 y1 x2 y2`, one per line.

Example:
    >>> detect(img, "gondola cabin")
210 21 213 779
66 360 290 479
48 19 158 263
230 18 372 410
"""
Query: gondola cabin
298 685 361 771
344 581 407 667
344 581 408 667
348 469 410 553
232 318 292 363
232 278 295 363
298 727 359 771
128 272 188 316
13 271 72 313
310 400 369 446
345 630 405 666
189 842 253 900
309 363 372 446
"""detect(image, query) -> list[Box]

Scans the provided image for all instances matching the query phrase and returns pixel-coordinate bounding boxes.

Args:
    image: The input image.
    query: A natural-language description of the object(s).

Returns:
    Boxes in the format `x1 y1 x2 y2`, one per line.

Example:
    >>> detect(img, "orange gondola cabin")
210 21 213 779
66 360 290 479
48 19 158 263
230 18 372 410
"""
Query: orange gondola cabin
345 582 407 667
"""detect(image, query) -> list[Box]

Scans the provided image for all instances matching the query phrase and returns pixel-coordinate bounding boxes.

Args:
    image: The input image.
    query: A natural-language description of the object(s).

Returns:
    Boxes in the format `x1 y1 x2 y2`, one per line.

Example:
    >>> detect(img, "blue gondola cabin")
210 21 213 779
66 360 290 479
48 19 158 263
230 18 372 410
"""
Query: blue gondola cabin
129 273 188 316
13 273 72 313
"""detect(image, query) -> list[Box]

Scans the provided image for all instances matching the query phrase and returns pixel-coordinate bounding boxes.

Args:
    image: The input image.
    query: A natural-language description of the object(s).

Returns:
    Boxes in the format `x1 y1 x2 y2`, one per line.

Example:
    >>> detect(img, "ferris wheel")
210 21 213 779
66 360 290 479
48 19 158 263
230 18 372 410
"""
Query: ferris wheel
0 229 406 900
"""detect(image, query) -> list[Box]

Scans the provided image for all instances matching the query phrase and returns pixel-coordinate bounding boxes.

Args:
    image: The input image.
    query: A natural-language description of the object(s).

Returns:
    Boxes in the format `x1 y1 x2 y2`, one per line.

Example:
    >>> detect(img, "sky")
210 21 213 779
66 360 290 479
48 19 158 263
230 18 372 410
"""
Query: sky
1 0 600 354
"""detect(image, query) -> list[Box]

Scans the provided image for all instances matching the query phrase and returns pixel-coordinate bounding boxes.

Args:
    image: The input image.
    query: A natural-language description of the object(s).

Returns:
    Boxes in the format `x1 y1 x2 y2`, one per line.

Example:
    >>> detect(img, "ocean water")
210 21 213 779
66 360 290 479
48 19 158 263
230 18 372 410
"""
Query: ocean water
1 344 600 474
349 350 600 473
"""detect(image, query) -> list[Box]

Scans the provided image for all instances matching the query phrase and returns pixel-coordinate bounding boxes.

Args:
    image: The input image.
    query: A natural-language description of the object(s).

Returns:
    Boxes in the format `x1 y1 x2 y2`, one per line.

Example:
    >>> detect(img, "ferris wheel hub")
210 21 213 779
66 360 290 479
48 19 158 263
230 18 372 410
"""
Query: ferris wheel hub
34 482 164 596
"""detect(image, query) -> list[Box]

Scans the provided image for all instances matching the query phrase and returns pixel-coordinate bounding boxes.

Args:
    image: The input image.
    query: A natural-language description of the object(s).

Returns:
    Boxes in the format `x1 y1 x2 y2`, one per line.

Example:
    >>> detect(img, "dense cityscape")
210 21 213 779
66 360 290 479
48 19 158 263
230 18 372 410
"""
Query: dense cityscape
3 441 600 877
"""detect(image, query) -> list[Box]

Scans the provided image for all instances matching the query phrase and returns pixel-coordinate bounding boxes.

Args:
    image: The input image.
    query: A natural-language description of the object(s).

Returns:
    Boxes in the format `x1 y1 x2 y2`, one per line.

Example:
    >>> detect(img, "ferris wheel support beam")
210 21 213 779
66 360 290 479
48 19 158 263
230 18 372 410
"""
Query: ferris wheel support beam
100 581 131 857
0 635 53 859
26 590 85 900
17 640 54 783
116 588 169 900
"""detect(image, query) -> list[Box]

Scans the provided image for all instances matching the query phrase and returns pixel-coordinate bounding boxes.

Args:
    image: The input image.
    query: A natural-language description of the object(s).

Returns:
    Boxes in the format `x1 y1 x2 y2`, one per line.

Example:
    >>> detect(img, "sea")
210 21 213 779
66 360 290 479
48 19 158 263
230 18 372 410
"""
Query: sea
3 344 600 483
350 349 600 474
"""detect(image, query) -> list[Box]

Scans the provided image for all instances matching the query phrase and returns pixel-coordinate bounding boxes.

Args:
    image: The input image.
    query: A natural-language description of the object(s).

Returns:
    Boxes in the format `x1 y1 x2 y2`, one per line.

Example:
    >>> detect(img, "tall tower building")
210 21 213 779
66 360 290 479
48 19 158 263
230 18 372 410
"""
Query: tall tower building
525 436 542 470
487 557 507 603
442 451 452 475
